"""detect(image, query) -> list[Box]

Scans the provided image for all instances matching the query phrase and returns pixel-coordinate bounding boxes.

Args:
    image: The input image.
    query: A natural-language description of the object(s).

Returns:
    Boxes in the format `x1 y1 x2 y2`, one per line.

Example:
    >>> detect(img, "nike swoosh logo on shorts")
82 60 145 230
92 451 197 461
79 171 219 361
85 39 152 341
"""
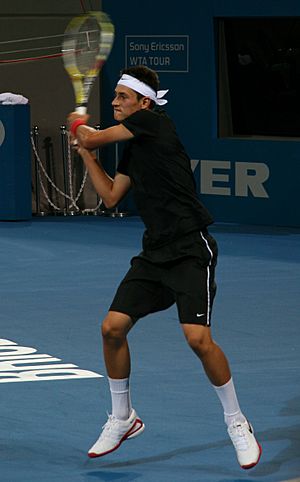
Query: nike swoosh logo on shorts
196 313 205 317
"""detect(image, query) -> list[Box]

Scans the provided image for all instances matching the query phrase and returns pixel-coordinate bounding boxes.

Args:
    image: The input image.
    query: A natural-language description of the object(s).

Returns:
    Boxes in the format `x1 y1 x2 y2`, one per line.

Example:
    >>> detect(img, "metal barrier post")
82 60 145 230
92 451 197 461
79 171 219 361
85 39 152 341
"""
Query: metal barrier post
60 125 70 215
32 125 45 216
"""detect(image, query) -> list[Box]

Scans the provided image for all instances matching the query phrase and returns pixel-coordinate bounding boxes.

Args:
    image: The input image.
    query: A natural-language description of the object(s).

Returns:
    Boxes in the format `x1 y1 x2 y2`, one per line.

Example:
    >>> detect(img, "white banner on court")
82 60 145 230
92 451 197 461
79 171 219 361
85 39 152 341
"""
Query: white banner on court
0 339 103 383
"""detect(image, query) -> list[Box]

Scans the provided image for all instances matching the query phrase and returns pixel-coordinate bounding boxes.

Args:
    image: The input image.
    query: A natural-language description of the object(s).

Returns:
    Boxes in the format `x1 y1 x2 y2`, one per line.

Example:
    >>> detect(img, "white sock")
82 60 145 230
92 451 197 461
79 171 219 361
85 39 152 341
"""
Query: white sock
213 378 246 426
108 377 132 421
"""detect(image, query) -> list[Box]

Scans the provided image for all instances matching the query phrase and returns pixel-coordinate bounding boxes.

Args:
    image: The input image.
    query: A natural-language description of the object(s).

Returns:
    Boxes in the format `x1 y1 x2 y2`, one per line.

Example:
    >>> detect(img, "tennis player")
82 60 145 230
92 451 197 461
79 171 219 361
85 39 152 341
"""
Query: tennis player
68 65 261 469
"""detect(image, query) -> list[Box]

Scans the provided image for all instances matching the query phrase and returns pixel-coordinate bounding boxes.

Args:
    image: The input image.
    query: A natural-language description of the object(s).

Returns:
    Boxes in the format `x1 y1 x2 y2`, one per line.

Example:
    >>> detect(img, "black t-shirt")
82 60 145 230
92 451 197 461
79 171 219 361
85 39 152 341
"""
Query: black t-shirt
117 109 214 261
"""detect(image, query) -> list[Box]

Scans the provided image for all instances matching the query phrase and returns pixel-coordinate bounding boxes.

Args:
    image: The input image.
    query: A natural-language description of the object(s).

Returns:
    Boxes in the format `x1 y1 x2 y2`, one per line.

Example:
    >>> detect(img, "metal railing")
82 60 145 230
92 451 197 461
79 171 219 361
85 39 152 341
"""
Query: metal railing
31 125 126 217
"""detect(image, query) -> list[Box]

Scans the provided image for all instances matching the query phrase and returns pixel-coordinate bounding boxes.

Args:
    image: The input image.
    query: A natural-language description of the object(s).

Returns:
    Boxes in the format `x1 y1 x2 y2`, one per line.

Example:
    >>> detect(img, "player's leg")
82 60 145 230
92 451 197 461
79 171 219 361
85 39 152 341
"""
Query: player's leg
101 310 133 380
88 311 144 458
181 323 262 469
102 310 134 422
89 258 174 458
181 323 231 385
165 247 261 470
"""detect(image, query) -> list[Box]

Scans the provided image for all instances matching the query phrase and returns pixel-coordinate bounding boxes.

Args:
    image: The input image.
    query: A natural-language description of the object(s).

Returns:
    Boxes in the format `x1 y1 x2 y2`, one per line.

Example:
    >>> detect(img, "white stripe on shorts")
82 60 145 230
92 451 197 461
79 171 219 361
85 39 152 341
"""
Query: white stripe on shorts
200 230 213 326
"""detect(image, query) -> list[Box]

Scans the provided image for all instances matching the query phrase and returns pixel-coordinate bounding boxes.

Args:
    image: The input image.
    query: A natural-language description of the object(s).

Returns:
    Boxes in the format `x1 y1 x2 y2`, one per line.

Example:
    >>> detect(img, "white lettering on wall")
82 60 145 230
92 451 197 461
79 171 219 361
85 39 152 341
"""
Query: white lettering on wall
192 160 269 198
0 120 5 146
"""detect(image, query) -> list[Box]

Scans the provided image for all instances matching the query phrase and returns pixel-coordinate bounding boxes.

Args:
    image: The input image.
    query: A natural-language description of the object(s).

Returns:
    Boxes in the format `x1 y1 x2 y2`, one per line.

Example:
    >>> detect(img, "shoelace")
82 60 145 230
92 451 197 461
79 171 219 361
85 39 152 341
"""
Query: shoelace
101 414 119 436
229 422 250 451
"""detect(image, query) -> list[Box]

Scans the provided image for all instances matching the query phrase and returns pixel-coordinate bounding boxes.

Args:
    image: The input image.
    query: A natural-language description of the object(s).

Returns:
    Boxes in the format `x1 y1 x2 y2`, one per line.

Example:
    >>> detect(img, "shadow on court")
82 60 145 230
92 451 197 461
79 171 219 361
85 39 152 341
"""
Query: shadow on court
83 425 299 481
86 438 231 471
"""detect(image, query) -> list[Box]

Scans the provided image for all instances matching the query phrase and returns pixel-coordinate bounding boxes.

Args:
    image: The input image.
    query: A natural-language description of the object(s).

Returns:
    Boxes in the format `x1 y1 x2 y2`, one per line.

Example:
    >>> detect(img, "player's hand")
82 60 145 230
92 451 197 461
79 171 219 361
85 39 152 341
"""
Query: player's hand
71 135 95 158
67 111 90 130
75 141 97 163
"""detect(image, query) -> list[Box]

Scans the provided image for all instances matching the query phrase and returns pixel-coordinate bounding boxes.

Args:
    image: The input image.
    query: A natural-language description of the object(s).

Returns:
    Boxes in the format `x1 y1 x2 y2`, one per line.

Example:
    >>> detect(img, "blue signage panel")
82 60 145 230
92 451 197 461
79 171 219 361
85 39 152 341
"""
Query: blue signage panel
0 105 31 221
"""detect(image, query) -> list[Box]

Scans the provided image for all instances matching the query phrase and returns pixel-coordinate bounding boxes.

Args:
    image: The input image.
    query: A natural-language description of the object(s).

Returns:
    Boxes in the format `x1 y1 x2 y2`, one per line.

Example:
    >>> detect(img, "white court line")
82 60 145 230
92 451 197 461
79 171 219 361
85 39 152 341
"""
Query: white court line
280 478 300 482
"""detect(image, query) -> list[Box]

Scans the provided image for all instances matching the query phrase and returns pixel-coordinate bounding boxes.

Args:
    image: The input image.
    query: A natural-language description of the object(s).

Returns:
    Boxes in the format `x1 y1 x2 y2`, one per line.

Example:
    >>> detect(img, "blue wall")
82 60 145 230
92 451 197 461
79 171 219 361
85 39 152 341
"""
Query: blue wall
102 0 300 227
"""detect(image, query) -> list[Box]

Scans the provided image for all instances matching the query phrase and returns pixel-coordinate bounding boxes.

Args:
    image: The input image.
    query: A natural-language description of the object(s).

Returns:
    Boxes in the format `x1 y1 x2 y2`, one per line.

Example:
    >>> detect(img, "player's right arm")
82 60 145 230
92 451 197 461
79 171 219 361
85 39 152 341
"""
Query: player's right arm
77 146 131 209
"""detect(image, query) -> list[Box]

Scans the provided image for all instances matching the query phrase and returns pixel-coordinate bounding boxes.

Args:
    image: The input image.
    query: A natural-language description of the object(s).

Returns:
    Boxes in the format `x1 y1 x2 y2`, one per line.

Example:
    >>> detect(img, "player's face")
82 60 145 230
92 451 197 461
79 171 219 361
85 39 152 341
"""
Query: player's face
112 85 148 121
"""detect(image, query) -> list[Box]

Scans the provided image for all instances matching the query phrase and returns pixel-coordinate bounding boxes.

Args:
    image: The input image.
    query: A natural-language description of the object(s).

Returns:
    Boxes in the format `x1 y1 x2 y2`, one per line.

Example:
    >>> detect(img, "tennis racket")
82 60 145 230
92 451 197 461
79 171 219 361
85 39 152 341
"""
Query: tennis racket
62 11 114 114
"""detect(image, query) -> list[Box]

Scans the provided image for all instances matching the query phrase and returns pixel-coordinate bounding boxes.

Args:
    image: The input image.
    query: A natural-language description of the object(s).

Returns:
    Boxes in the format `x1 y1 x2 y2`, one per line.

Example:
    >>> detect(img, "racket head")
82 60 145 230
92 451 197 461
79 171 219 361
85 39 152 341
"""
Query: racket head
62 11 114 112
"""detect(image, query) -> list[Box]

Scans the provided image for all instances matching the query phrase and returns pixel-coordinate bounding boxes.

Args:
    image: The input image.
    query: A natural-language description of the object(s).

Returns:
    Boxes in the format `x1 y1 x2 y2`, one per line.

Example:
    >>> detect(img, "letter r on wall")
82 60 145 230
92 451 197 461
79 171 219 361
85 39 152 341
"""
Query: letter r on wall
235 162 269 198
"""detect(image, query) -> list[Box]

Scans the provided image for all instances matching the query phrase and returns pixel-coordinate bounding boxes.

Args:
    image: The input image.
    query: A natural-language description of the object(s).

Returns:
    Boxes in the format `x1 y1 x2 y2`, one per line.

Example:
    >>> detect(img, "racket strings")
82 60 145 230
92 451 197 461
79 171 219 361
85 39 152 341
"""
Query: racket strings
63 32 101 75
75 25 101 73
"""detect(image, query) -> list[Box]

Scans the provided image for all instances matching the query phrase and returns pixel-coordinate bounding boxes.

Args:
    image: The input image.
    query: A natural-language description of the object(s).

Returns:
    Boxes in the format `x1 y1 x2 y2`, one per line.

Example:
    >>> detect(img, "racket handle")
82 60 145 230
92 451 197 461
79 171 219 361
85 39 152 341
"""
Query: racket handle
76 106 87 115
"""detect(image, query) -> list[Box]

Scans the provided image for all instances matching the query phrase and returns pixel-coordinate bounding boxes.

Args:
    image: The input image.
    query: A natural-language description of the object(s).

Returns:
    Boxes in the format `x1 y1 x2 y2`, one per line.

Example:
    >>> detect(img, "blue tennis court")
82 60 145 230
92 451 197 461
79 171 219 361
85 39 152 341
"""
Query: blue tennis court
0 216 299 482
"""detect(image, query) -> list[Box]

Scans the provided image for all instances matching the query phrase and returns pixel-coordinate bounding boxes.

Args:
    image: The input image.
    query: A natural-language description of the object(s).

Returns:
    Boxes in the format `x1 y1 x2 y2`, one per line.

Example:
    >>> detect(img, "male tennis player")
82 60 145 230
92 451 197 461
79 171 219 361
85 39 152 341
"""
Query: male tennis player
68 65 261 469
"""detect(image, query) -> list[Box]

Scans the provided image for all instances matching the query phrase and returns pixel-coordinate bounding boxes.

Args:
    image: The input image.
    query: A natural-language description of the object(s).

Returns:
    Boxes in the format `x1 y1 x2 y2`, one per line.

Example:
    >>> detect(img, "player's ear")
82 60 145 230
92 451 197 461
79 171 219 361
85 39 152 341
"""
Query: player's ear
141 97 151 109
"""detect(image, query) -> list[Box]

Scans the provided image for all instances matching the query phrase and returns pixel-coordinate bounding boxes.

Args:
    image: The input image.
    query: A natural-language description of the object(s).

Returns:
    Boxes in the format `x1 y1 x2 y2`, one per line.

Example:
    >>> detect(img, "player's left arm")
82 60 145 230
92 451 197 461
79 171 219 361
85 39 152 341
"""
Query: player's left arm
79 124 134 149
68 113 134 149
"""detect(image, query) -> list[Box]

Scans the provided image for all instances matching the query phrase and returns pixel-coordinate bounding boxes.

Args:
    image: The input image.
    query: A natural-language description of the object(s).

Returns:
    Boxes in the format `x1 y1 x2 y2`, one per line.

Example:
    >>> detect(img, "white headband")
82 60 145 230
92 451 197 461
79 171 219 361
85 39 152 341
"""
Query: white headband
117 74 168 105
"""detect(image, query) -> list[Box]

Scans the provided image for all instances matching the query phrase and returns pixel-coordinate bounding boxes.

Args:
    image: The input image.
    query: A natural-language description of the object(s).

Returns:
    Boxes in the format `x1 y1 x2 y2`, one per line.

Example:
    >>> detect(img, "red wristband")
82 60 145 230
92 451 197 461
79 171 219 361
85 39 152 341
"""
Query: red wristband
70 119 86 136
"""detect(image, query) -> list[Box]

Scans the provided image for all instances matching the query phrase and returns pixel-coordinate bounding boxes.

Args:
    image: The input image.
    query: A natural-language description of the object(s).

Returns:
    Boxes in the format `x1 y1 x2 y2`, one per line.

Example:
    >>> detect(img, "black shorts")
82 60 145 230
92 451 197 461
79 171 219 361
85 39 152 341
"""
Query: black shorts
109 231 218 326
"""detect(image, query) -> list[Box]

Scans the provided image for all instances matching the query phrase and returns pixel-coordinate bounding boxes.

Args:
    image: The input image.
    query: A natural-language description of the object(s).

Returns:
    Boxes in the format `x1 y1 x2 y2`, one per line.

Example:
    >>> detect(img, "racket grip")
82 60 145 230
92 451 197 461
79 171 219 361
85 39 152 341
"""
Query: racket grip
76 106 87 115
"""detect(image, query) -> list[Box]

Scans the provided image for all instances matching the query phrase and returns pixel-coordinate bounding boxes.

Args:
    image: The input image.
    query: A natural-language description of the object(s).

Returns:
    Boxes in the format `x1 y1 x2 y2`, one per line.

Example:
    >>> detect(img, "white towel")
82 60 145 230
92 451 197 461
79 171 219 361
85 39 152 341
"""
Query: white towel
0 92 29 105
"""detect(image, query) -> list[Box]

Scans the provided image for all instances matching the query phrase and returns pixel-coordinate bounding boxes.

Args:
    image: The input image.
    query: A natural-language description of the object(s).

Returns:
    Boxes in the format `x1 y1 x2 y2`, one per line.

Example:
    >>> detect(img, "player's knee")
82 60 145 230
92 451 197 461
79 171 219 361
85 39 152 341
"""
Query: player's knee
101 314 127 342
185 332 214 358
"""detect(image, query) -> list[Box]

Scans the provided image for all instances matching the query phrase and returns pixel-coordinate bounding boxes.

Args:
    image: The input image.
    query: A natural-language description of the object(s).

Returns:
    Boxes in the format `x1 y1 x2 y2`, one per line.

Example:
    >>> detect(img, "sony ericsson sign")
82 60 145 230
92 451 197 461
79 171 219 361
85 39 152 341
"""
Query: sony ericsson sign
125 35 189 72
191 160 269 198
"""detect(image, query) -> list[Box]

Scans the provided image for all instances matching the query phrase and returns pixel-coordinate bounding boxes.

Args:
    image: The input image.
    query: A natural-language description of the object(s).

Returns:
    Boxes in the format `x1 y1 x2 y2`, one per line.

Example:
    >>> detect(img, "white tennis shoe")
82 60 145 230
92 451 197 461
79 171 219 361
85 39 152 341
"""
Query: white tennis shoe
228 419 262 469
88 409 145 458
